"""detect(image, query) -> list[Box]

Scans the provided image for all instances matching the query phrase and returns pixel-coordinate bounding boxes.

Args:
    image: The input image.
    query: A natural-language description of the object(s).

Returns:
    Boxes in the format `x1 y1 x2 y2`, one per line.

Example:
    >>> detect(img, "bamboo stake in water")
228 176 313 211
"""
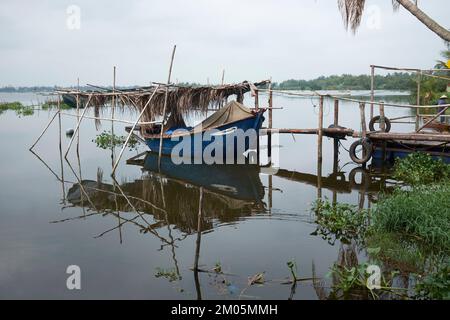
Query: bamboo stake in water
370 65 375 120
57 94 66 203
64 94 93 158
158 45 177 168
268 79 273 163
29 110 60 150
317 96 324 200
415 71 422 132
112 86 160 175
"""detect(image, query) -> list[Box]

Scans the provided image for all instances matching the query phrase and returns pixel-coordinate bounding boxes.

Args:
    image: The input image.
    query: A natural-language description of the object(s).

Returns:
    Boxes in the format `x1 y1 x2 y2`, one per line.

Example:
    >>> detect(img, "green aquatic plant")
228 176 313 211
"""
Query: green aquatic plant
414 262 450 300
0 101 23 111
41 100 71 110
372 184 450 251
328 262 404 300
154 268 179 282
311 199 369 245
393 153 450 185
0 102 35 117
15 106 34 117
93 130 140 150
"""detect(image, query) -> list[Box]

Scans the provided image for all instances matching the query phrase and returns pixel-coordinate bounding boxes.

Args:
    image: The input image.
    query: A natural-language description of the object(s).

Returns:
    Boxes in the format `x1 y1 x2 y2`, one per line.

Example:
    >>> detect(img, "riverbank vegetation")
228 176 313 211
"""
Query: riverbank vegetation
313 153 450 299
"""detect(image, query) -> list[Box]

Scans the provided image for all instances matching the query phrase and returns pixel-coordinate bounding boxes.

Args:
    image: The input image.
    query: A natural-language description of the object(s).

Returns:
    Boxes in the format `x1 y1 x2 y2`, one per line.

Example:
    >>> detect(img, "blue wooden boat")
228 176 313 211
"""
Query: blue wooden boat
140 101 265 162
372 140 450 167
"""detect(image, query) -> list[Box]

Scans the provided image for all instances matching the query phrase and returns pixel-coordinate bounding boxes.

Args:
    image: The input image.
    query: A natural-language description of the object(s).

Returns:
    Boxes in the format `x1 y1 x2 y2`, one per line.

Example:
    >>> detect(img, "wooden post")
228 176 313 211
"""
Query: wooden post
415 71 421 131
333 99 339 191
57 94 66 202
76 78 80 155
268 175 273 216
255 88 260 165
359 103 367 138
334 99 339 127
370 65 375 120
158 45 177 168
317 96 324 200
317 96 324 162
193 187 203 300
379 101 386 131
268 80 273 163
194 187 203 271
111 66 116 166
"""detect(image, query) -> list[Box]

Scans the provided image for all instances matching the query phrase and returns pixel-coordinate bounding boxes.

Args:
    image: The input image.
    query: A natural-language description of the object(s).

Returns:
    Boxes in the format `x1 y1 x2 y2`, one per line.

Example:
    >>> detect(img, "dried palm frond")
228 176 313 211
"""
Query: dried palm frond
338 0 366 33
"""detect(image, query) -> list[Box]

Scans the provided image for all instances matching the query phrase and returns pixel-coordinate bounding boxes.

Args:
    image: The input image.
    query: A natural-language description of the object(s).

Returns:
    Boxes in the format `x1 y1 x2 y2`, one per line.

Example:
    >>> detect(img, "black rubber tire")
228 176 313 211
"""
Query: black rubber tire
349 139 373 164
349 167 371 191
369 116 391 132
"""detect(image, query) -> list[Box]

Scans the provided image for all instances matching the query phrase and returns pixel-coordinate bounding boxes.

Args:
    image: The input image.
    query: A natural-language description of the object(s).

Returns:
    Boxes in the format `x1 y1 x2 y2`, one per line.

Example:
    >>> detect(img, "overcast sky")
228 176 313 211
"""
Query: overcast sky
0 0 448 86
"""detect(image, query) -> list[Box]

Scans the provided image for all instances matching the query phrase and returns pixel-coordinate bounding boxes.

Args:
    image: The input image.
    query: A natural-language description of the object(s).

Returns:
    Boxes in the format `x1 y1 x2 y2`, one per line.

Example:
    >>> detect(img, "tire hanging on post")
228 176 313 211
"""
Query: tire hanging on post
369 116 391 132
349 138 373 164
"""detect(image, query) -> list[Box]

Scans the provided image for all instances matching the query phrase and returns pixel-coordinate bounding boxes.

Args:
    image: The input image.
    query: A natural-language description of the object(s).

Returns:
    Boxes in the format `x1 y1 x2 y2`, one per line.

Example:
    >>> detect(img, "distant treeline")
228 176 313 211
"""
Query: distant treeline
0 73 417 92
271 73 416 91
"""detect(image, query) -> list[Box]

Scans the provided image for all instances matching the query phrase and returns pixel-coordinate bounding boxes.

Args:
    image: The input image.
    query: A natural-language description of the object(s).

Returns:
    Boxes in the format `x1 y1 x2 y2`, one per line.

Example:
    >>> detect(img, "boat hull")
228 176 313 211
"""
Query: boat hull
145 111 265 163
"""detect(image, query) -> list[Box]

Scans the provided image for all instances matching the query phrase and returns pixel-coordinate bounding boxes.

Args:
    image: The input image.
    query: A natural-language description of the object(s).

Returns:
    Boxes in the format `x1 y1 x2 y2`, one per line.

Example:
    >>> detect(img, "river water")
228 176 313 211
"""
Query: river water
0 91 413 299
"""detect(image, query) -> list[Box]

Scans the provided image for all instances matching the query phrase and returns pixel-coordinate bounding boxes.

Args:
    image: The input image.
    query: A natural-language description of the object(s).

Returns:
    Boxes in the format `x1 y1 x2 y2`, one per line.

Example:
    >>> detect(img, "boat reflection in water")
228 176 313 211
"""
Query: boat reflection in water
67 152 265 234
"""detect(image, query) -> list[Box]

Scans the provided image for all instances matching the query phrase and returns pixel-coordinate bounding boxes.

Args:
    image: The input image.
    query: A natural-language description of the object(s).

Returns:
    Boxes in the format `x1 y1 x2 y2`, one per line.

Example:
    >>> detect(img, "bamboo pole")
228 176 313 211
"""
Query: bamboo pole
379 101 386 132
57 95 66 202
194 187 203 272
416 71 421 131
317 96 324 199
268 79 273 163
64 94 93 158
112 86 160 175
158 45 177 168
417 106 449 132
76 78 80 155
370 65 375 120
332 98 339 204
29 110 60 150
359 103 367 138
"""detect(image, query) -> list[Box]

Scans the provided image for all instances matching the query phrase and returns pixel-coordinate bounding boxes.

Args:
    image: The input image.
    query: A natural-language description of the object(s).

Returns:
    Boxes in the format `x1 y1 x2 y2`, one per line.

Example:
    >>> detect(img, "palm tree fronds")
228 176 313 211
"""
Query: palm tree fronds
337 0 366 33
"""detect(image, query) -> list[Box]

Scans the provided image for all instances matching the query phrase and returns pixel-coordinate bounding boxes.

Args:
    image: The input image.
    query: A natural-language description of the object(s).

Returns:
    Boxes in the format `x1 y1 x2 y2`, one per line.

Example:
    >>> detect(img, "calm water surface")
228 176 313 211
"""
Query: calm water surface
0 91 412 299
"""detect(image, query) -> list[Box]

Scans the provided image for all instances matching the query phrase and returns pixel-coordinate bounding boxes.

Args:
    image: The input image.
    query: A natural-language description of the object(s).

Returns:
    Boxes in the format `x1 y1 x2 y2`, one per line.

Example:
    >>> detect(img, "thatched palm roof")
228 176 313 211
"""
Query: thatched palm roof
57 80 270 123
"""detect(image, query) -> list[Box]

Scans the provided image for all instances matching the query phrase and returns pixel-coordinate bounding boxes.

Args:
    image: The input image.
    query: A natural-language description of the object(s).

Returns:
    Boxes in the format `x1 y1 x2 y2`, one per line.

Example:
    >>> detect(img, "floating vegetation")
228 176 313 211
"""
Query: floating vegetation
393 152 450 185
41 100 71 110
93 130 140 150
213 261 222 274
311 199 369 245
154 268 179 282
247 272 265 286
414 263 450 300
0 102 34 117
327 262 405 300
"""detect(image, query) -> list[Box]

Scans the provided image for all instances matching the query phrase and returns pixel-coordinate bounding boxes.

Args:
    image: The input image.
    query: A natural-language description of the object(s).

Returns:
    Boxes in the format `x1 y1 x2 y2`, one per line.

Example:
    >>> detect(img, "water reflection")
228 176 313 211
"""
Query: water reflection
29 143 408 299
66 153 266 234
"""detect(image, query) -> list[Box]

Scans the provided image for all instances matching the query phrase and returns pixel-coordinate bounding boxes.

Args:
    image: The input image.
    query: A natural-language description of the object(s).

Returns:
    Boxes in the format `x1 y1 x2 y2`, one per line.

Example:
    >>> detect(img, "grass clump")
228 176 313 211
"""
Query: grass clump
372 184 450 251
393 152 450 185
